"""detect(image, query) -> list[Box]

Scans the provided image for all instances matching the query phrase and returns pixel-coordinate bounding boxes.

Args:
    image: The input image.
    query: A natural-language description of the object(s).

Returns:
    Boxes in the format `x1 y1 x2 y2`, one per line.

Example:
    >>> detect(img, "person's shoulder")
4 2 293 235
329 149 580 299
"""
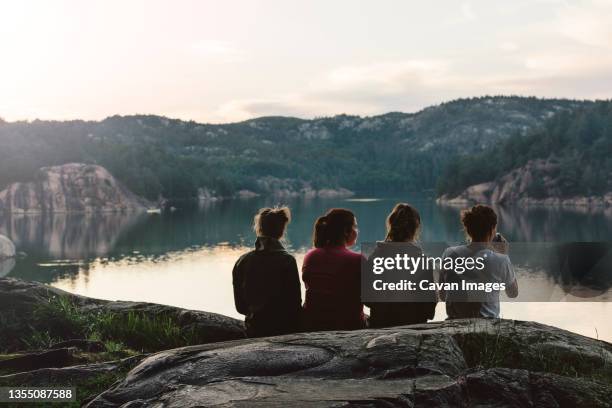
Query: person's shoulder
303 247 323 263
236 249 256 263
482 250 512 272
277 249 297 263
442 244 466 257
342 247 363 260
483 249 510 263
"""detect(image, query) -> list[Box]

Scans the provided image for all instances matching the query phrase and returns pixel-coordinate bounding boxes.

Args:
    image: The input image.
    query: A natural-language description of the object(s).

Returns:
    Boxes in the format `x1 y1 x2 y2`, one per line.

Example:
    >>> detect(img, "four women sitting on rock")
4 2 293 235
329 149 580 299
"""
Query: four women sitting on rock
233 203 519 337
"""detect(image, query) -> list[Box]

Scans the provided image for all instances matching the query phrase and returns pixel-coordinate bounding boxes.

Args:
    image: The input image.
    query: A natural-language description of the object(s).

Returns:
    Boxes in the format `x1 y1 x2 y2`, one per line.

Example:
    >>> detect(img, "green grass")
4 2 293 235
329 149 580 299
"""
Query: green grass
0 295 213 406
2 295 210 353
453 321 612 384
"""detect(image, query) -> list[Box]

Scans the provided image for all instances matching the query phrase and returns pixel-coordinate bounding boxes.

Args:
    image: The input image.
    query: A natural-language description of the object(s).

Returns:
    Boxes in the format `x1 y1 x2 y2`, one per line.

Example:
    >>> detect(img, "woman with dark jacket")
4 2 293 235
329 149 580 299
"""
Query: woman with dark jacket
232 207 302 337
302 208 366 331
366 203 437 328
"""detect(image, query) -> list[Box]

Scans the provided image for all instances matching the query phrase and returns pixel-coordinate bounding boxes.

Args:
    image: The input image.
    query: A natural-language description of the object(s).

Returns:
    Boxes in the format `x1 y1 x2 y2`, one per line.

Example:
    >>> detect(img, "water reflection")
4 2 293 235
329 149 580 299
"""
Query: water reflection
0 212 146 259
1 196 611 340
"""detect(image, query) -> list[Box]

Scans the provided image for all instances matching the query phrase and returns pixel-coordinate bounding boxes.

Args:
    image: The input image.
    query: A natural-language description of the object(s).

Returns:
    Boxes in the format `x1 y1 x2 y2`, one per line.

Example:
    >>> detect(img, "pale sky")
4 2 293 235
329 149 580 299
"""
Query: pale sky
1 0 612 123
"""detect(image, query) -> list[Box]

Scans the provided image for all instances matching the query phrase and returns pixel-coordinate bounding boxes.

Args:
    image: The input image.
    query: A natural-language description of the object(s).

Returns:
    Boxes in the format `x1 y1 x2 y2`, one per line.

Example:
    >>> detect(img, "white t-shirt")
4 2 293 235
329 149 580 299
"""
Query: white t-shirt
442 244 516 318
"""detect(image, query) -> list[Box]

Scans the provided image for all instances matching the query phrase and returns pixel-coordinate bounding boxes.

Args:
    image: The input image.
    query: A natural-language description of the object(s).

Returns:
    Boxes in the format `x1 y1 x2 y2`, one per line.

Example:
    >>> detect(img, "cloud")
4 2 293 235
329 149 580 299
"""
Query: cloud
212 59 464 121
554 2 612 48
499 41 519 52
183 1 612 122
212 49 612 122
188 40 243 62
462 2 477 21
320 60 452 98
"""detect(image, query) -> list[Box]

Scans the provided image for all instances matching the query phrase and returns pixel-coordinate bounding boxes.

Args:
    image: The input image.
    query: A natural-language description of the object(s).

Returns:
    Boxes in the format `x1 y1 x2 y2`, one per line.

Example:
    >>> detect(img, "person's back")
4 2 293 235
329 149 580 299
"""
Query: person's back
441 205 518 319
232 208 302 337
302 208 366 331
367 204 437 328
302 246 364 330
367 242 437 328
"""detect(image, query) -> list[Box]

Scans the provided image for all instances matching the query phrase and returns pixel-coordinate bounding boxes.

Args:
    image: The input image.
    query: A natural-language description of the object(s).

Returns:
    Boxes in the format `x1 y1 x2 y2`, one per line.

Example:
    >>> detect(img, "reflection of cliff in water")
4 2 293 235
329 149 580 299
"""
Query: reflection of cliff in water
0 213 146 259
495 205 611 242
437 203 612 242
434 204 612 298
548 242 612 298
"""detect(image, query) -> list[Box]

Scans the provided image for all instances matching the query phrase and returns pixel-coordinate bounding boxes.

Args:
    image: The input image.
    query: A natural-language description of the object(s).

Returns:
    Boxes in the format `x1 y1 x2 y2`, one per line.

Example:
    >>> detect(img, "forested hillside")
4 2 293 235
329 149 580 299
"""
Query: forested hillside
437 101 612 198
0 96 588 200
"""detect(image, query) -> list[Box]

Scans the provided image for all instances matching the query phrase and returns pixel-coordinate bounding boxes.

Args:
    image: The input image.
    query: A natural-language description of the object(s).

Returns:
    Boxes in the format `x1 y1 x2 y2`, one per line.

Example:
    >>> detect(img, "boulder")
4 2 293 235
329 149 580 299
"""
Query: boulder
86 319 612 407
0 234 15 259
0 278 246 353
0 258 15 278
0 163 152 214
0 348 81 374
0 355 146 406
0 355 144 387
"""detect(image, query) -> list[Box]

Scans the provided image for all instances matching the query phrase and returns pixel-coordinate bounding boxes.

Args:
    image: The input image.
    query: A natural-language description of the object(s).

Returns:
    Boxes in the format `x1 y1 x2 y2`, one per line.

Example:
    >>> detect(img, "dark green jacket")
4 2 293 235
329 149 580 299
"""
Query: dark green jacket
232 237 302 337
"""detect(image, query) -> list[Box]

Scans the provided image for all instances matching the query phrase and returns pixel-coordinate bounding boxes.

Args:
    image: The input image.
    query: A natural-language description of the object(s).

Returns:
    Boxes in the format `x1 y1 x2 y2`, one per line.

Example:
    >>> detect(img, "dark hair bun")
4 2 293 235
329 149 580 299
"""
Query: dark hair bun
461 204 497 242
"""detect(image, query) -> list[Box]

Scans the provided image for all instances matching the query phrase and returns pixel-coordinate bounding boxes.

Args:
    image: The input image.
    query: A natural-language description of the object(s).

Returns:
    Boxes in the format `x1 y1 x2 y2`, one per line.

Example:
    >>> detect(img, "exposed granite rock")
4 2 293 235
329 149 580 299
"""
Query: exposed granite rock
256 176 354 199
0 163 152 214
438 159 612 208
0 348 82 373
0 355 146 406
0 235 16 277
86 319 612 407
0 234 15 259
0 355 144 387
0 278 246 352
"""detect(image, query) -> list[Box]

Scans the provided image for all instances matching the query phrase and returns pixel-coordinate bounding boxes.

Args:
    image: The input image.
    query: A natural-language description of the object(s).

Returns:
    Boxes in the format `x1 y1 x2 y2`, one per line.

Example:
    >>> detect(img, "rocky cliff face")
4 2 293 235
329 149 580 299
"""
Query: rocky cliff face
0 163 152 214
438 159 612 207
86 319 612 407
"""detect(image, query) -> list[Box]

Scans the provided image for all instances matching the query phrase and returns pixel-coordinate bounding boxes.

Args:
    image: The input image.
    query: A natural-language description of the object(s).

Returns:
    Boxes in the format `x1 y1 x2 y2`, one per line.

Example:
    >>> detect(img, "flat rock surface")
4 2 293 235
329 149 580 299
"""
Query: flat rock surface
87 319 612 407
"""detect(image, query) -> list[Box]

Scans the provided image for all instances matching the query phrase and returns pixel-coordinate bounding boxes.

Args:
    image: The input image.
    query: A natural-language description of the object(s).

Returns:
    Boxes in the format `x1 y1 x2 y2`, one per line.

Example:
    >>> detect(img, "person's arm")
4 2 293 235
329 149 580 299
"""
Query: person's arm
505 279 518 298
438 248 451 302
504 259 519 298
232 259 248 315
492 233 509 255
285 257 302 312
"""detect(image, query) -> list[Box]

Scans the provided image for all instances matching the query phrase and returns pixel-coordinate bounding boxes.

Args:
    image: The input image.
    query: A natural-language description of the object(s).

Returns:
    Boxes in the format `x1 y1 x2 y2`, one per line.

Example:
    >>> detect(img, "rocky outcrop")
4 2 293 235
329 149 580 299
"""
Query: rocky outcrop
0 235 16 278
197 179 355 202
0 355 144 387
86 319 612 407
0 234 15 259
0 163 152 214
438 159 612 208
0 278 246 352
256 177 354 199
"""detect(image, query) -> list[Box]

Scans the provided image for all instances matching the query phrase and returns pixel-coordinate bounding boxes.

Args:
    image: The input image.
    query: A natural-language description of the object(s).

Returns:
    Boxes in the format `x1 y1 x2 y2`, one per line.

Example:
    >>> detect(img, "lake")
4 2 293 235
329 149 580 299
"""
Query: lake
1 194 611 341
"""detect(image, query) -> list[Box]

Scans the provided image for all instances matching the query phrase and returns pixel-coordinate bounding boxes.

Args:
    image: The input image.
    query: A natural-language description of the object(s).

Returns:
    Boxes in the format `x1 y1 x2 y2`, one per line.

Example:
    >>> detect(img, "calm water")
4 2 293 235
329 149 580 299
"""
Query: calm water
1 194 611 341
